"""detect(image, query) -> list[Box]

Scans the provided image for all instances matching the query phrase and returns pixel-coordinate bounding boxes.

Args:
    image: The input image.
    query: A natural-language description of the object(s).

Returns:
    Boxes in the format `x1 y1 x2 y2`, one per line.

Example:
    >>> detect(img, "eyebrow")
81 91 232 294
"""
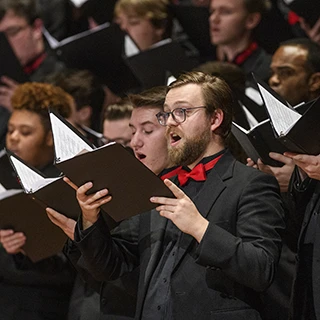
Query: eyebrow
129 121 155 128
163 101 192 109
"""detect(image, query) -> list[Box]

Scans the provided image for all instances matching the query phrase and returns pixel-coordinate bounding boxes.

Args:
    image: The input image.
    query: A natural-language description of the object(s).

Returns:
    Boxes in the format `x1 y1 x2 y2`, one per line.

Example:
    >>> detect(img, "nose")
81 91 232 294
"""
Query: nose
130 132 143 149
269 72 280 88
165 112 179 127
209 10 219 24
6 129 19 147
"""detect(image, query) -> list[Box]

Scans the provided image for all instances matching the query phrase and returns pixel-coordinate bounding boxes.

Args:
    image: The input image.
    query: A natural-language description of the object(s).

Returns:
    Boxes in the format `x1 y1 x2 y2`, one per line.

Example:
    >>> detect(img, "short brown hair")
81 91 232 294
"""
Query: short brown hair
11 82 73 132
114 0 172 38
167 71 233 138
0 0 40 25
102 100 133 121
128 86 166 110
194 61 246 93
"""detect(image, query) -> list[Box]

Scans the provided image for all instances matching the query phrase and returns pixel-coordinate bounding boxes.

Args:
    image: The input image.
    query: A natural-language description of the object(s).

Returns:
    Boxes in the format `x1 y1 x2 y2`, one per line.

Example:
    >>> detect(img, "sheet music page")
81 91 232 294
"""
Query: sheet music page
124 35 140 57
0 183 6 194
69 0 90 8
167 75 176 86
10 156 59 192
258 84 301 136
0 188 22 200
50 113 93 162
240 102 259 128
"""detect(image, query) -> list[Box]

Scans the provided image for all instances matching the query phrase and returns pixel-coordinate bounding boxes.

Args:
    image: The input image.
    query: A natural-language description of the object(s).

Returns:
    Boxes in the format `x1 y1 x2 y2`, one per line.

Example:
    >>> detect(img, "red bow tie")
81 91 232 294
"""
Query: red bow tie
177 154 223 186
178 163 206 186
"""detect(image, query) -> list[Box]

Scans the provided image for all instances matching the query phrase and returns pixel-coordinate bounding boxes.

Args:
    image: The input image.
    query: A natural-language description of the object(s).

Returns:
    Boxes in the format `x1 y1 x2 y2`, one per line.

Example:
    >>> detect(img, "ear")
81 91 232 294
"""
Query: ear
245 12 261 31
308 72 320 94
77 106 92 124
155 26 165 39
32 18 43 40
210 109 224 132
46 130 54 147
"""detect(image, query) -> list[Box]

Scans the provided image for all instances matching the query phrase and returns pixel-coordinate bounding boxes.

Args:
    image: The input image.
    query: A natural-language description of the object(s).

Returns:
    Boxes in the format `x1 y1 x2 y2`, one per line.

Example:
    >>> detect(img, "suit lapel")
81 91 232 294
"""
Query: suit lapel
173 151 235 271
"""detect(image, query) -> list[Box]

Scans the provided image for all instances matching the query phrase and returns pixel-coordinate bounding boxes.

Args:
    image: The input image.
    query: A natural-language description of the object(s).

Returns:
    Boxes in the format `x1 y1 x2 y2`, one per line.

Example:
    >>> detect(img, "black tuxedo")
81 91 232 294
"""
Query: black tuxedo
289 175 320 320
74 151 285 319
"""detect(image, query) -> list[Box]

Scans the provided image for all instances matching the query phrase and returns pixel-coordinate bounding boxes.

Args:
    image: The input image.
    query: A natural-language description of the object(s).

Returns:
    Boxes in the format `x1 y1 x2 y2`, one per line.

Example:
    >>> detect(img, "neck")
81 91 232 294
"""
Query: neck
187 140 225 170
217 35 252 62
24 41 45 67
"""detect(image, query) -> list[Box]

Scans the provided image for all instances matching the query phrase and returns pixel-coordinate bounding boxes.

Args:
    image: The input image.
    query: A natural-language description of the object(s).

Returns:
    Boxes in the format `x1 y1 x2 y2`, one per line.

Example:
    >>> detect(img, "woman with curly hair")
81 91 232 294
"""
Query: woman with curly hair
0 82 76 320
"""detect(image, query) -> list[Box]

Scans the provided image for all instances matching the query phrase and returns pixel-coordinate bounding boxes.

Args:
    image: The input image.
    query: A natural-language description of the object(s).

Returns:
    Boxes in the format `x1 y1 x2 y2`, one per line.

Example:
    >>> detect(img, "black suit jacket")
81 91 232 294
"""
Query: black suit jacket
289 177 320 320
75 151 285 319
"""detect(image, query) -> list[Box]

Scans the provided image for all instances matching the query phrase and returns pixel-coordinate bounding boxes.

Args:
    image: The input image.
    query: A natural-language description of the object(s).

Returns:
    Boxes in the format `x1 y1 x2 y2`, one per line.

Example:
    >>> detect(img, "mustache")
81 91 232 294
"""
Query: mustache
166 127 182 137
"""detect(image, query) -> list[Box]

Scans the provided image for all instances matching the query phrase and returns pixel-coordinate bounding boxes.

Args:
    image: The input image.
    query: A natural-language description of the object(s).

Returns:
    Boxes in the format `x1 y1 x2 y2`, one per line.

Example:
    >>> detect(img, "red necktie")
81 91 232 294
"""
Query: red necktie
177 154 223 187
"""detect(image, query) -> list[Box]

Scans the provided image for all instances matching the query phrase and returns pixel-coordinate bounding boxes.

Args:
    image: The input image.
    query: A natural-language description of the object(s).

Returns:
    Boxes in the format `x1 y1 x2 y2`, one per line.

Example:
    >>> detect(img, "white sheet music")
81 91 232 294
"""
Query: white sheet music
258 84 301 136
167 75 176 86
10 156 59 193
50 113 93 162
69 0 90 8
0 183 6 194
124 35 140 57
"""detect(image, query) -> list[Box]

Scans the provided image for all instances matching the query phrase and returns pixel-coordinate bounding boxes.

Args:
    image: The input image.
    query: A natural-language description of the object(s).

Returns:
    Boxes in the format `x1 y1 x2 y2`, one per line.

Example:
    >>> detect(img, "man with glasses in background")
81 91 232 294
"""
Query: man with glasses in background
0 0 64 112
66 71 285 319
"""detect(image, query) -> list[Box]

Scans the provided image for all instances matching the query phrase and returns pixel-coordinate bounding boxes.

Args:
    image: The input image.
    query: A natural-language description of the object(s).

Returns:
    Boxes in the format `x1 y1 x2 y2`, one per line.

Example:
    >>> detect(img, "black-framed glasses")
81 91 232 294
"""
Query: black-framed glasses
156 106 207 126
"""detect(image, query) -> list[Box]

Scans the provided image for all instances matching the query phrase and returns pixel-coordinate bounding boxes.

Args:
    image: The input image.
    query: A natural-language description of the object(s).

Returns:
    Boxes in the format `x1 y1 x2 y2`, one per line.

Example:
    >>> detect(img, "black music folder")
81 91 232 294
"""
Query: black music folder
231 96 311 166
236 90 268 124
124 39 198 89
0 189 67 262
256 78 320 155
49 110 174 222
7 151 81 219
44 23 141 94
0 149 21 190
0 32 29 83
231 119 286 167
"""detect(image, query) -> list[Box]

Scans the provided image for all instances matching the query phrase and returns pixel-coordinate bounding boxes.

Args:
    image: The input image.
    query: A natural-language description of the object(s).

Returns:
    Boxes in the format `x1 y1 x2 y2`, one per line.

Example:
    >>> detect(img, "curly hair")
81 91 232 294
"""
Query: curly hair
11 82 73 132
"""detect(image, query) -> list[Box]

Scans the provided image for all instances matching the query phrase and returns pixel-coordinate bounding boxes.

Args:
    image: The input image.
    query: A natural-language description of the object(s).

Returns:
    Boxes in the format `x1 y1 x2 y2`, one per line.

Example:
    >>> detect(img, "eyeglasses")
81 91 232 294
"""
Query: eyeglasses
156 106 207 126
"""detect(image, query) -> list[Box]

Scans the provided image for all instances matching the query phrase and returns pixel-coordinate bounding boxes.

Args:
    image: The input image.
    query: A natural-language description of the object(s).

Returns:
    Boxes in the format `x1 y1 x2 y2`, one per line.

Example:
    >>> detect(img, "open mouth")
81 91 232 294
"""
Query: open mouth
136 152 146 160
170 132 181 145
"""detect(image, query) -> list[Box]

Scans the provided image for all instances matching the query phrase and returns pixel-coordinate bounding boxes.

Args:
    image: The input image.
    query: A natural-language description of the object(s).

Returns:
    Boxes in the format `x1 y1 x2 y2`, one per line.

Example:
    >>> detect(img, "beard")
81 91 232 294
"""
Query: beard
167 127 211 167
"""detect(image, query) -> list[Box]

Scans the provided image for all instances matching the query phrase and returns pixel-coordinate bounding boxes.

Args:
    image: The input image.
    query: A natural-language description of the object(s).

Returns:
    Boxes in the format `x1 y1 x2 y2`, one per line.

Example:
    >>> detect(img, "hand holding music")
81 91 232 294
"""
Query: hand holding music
46 207 76 240
0 229 26 255
64 177 112 230
284 153 320 181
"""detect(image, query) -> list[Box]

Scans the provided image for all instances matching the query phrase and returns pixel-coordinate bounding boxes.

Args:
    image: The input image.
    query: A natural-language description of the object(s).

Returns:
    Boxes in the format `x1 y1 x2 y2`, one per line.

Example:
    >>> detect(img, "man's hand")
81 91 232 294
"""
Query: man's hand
46 207 76 240
247 153 294 192
0 229 26 254
0 76 18 112
150 179 209 243
284 152 320 181
246 158 258 169
64 177 112 230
